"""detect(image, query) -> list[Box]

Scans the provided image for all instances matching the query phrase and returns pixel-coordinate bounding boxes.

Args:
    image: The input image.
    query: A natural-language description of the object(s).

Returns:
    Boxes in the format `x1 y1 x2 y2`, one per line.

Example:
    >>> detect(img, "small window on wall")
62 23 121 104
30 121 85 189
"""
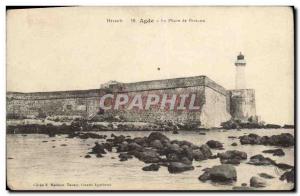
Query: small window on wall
66 105 72 110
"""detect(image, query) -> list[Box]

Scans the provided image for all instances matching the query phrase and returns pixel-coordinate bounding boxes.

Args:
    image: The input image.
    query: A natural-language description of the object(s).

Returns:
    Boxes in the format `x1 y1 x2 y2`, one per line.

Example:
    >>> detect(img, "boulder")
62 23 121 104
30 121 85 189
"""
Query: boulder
149 139 164 149
220 159 241 165
250 176 267 188
247 154 276 166
147 132 169 143
209 164 237 182
280 169 294 183
240 133 294 147
192 149 206 161
283 124 294 129
180 157 193 165
258 173 274 179
165 143 182 154
265 124 281 129
268 133 294 147
262 148 285 156
119 153 133 160
166 153 180 162
133 137 147 146
135 149 161 163
167 162 194 173
128 142 143 151
206 140 223 149
198 171 211 182
116 142 129 152
91 142 106 155
275 163 294 170
231 142 238 146
239 134 261 145
218 150 247 160
199 144 212 158
142 164 160 171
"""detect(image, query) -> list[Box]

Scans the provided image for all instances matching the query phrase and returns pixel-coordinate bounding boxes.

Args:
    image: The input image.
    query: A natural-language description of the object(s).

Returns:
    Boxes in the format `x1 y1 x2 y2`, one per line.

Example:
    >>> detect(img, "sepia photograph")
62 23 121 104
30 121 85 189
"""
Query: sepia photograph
6 6 295 191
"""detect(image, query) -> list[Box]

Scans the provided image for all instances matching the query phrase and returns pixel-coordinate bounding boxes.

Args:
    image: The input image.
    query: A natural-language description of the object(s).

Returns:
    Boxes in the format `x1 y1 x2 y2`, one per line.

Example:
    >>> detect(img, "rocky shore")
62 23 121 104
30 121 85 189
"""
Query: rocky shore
6 117 295 190
6 117 295 136
65 131 293 189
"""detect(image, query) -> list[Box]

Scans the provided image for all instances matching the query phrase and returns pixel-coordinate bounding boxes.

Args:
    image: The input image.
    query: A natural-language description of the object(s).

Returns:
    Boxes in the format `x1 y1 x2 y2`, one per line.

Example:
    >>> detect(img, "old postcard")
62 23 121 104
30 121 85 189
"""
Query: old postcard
6 6 295 191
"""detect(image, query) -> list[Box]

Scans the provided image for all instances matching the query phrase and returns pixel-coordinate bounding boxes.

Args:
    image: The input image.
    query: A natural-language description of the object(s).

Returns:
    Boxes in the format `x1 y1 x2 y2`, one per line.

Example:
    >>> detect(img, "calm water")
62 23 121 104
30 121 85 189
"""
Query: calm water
7 129 294 190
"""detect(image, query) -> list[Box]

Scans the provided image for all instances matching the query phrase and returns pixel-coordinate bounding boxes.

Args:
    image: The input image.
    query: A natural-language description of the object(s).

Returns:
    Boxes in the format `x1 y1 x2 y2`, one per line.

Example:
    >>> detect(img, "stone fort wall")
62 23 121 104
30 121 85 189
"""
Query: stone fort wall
7 76 232 127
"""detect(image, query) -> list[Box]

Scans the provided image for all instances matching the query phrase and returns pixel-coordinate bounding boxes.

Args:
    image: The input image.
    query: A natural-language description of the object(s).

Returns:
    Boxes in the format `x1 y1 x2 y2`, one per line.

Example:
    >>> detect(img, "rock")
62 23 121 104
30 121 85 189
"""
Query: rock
91 142 106 154
180 157 193 165
275 163 294 170
199 171 211 182
165 143 182 154
199 132 206 135
119 153 133 160
84 155 91 158
199 144 212 158
135 149 161 163
61 144 67 146
206 140 223 149
149 139 164 149
268 133 294 147
172 130 179 134
231 142 238 146
265 124 281 129
218 150 247 160
142 164 160 171
250 176 267 188
262 149 285 156
96 154 103 158
168 162 194 173
239 134 261 145
103 142 113 152
128 142 143 151
147 132 169 143
283 124 294 129
220 159 241 165
133 137 147 146
280 169 294 183
241 183 247 186
247 154 276 166
209 164 237 182
117 142 129 152
192 149 205 161
42 141 48 143
240 133 294 147
166 153 180 162
228 136 237 139
258 173 274 179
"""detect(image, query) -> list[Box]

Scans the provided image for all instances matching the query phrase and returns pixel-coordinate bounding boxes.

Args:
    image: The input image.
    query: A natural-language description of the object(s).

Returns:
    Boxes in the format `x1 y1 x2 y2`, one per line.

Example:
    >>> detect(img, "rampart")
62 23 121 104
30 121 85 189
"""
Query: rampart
7 76 233 128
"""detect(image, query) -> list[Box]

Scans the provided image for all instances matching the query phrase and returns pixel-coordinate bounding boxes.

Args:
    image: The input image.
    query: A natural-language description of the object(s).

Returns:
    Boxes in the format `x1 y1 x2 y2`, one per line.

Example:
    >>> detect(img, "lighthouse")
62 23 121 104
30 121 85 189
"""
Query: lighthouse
229 52 257 122
235 52 246 89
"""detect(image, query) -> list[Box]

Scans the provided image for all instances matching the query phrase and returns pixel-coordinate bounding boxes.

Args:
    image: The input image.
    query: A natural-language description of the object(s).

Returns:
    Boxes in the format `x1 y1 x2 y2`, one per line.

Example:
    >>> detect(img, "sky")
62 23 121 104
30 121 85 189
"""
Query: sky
6 7 294 125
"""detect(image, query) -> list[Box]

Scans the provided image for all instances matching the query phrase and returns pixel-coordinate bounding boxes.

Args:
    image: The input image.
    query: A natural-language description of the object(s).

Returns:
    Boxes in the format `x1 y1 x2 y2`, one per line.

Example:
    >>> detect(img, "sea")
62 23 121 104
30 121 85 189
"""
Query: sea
6 128 294 191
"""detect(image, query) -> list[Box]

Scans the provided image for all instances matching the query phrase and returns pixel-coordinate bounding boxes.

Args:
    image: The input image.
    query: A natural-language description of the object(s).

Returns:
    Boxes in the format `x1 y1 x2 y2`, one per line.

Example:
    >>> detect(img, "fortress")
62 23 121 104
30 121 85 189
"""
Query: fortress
6 53 257 128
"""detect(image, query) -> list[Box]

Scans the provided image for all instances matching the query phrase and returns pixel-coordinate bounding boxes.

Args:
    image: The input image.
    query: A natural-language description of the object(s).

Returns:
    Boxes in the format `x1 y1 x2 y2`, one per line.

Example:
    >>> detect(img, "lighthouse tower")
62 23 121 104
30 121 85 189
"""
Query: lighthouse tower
229 52 257 122
235 52 246 89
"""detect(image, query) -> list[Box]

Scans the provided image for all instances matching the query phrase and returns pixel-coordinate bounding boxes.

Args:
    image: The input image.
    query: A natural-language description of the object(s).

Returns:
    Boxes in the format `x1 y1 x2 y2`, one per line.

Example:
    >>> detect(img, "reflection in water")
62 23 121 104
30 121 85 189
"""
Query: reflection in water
7 129 294 190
